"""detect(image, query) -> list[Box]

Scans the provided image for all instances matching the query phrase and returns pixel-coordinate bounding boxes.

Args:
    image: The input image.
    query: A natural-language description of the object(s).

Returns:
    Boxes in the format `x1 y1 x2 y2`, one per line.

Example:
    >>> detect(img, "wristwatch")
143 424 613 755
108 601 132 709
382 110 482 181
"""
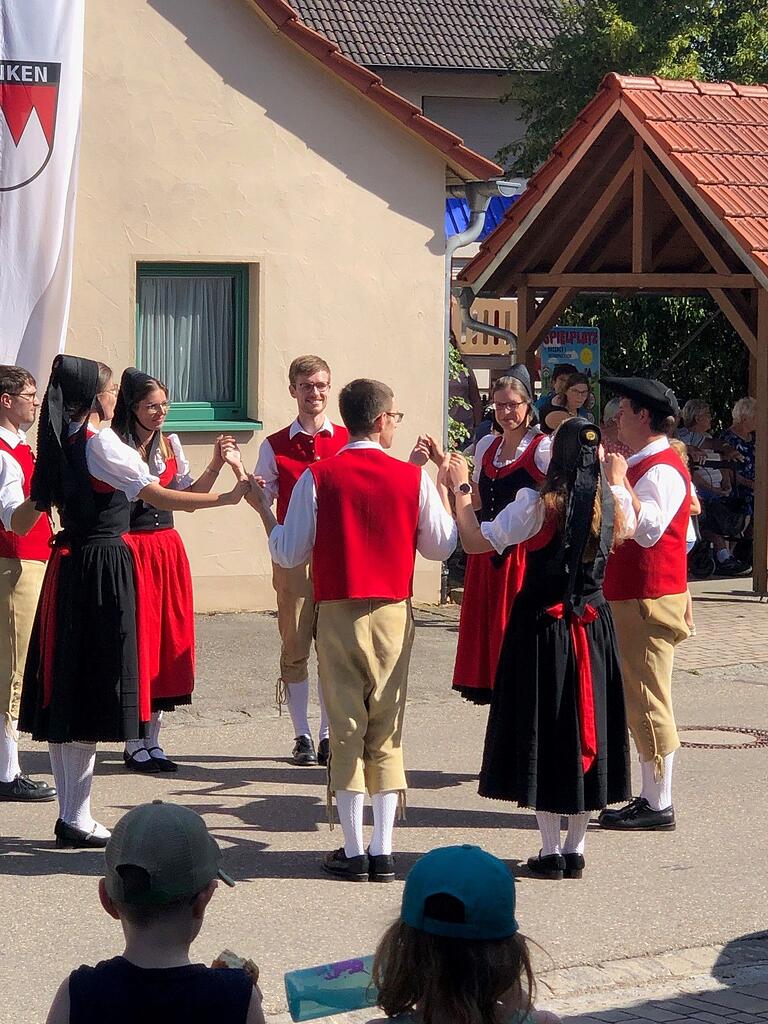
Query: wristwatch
453 482 471 495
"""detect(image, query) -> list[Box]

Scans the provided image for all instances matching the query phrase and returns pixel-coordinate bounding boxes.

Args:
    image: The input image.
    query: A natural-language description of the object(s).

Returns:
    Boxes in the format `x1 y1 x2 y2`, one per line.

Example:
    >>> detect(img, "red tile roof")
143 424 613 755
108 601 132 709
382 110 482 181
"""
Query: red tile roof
248 0 503 181
460 73 768 286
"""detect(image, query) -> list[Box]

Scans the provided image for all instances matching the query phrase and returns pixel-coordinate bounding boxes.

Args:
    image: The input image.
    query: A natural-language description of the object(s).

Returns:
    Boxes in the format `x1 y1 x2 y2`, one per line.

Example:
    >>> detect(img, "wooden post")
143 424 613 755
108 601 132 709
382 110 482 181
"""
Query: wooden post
516 285 537 377
754 288 768 596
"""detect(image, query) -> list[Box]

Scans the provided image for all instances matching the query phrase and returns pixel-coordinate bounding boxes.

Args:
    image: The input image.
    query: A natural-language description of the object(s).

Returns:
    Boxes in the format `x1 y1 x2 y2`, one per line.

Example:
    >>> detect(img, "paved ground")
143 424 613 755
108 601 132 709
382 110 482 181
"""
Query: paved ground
1 576 766 1023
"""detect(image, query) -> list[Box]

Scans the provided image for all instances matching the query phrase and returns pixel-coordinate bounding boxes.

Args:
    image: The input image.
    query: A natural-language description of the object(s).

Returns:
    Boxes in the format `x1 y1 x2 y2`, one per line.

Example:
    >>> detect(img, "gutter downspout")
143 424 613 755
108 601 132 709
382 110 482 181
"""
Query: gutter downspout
457 285 518 352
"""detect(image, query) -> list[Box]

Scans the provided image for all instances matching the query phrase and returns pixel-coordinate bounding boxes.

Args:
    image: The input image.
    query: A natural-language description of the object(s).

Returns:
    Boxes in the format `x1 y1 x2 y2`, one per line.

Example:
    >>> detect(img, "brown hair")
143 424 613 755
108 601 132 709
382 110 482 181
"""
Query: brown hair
338 378 393 435
491 376 534 425
539 473 626 556
0 366 35 397
372 919 535 1024
288 355 330 385
112 376 171 460
564 372 589 392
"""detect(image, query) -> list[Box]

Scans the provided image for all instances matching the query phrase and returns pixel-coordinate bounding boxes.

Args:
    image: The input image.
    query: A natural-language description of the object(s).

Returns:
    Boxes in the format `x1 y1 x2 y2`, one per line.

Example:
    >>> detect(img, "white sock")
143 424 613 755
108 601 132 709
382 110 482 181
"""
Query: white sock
563 812 591 855
535 811 562 856
144 711 165 756
640 753 674 811
0 718 20 783
124 738 152 763
286 679 311 739
48 743 67 819
61 742 109 837
370 791 398 856
317 682 329 743
335 789 365 858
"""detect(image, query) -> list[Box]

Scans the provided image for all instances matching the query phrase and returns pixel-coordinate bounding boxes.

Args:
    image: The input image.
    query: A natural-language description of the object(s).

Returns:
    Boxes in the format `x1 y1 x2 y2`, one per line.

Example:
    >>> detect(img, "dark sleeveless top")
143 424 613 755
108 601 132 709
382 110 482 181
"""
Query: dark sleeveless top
68 957 252 1024
477 433 546 523
131 446 180 532
61 428 130 541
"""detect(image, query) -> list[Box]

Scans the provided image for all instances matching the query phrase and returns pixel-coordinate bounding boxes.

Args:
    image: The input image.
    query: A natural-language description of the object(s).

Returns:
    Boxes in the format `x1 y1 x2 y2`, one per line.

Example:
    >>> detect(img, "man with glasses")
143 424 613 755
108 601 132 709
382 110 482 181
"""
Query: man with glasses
0 366 55 803
248 378 456 880
253 355 348 766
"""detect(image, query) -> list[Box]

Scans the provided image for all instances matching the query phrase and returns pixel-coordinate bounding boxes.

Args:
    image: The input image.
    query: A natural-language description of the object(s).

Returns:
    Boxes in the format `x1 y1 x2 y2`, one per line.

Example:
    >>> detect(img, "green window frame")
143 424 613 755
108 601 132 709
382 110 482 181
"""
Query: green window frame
136 262 260 432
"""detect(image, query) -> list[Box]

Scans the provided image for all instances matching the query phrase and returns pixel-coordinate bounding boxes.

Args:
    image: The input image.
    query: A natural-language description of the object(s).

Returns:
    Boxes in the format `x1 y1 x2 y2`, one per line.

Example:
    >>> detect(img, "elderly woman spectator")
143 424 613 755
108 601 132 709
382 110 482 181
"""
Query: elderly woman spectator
600 397 633 456
677 399 742 464
719 397 756 517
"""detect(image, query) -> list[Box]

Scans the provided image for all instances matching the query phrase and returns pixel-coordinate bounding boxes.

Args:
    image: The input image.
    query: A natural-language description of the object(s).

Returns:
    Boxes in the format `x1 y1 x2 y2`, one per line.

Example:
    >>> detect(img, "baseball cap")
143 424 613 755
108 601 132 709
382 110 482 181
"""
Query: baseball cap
401 845 518 941
105 800 235 906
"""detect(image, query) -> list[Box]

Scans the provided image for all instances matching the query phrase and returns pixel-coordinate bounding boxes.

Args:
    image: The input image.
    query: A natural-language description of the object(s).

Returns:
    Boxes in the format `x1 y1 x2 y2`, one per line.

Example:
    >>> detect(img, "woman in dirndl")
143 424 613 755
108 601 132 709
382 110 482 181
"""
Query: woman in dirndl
447 418 633 879
451 365 550 704
18 356 248 848
113 368 245 774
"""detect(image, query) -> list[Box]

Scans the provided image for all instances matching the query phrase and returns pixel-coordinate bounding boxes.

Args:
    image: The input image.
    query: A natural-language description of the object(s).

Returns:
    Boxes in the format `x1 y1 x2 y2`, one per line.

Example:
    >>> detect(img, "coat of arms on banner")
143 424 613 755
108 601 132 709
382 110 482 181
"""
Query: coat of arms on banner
0 61 61 191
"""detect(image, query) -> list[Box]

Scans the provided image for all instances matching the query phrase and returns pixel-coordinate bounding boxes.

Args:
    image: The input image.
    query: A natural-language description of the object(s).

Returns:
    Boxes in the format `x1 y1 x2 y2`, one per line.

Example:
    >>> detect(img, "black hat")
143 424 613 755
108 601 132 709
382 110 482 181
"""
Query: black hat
500 363 533 402
602 376 680 419
119 367 155 407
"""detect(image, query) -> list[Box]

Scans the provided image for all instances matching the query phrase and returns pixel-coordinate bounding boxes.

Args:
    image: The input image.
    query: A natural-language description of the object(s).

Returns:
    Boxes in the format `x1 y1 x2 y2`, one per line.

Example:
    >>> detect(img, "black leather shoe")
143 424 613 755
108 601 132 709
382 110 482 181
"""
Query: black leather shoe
563 852 585 879
292 736 318 766
123 750 161 773
317 738 330 767
55 819 110 849
598 797 675 831
367 849 395 882
147 747 179 773
0 774 56 801
321 848 369 881
526 852 565 879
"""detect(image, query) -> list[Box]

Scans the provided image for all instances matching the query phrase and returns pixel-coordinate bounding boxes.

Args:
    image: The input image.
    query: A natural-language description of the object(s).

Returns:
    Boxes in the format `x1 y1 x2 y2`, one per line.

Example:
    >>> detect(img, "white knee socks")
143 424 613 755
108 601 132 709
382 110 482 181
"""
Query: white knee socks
563 812 591 855
286 679 311 739
59 742 109 838
370 791 398 857
48 743 66 808
144 711 165 756
335 789 365 858
535 811 562 856
0 718 21 783
640 752 675 811
317 682 329 743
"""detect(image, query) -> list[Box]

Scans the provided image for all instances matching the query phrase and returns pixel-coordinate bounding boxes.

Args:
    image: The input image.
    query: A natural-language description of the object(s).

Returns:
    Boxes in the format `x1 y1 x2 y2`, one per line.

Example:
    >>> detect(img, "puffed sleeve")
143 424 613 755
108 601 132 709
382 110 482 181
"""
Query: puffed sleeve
480 487 544 553
0 450 26 532
166 434 194 490
85 428 158 501
472 433 495 484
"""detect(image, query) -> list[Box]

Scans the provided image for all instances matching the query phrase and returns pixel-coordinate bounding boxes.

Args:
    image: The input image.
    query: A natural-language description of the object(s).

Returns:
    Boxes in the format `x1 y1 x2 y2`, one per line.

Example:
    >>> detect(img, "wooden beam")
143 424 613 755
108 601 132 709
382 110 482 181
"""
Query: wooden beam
511 273 756 290
754 288 768 596
527 288 577 351
551 153 634 274
515 285 537 376
650 217 684 269
632 138 651 273
708 289 758 355
641 151 730 274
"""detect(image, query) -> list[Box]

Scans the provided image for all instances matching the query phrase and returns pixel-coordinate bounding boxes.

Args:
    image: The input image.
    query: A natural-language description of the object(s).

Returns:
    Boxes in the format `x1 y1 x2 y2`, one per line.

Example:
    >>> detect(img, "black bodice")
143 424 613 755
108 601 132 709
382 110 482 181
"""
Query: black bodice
477 438 542 523
59 432 130 541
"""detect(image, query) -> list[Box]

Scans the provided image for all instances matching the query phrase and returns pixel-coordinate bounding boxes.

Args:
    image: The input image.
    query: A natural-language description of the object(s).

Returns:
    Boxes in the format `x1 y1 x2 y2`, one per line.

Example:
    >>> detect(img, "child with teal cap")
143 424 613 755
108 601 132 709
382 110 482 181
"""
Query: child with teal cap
366 845 559 1024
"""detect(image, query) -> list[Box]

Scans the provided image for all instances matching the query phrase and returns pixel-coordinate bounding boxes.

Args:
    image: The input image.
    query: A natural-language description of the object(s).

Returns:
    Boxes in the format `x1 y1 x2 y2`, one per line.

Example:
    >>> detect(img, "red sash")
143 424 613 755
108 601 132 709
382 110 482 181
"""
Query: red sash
545 602 598 774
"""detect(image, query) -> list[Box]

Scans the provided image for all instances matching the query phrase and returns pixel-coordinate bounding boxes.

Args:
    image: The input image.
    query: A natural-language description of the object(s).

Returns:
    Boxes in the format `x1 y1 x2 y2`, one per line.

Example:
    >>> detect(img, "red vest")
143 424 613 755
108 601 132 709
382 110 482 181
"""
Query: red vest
604 447 690 601
310 447 421 602
268 422 349 523
0 436 52 562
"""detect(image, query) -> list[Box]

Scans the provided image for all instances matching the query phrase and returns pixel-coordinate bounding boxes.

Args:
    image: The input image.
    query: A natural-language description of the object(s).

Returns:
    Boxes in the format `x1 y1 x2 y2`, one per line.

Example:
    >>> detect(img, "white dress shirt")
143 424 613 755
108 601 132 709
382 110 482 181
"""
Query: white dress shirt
254 417 336 505
611 437 688 549
68 424 158 501
0 425 29 531
471 429 552 483
268 440 457 569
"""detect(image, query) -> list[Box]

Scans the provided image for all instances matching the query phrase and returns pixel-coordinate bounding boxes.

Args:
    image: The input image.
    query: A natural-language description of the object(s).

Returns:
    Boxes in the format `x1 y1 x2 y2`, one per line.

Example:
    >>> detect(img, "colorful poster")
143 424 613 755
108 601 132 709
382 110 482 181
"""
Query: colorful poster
539 326 601 415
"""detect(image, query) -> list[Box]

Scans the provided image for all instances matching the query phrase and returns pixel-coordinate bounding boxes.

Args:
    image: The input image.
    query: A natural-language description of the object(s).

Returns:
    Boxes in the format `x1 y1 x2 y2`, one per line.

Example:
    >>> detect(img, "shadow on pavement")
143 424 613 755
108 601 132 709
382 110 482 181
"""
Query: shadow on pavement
0 838 108 877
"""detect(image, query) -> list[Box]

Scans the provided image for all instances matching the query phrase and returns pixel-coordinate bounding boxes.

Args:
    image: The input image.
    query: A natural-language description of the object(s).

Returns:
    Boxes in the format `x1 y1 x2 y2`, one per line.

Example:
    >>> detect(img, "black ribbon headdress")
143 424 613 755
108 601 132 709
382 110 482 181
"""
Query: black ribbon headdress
113 367 156 441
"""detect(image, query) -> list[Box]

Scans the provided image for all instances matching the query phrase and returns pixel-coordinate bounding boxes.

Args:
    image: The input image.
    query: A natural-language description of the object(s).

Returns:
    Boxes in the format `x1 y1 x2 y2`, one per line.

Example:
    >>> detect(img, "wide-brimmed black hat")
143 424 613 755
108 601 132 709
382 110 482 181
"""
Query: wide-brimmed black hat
602 376 680 419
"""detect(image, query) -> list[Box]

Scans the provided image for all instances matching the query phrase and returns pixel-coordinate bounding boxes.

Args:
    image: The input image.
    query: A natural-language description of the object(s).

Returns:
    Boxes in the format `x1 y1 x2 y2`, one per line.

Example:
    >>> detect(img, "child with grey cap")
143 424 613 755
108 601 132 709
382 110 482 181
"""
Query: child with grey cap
366 845 559 1024
45 801 264 1024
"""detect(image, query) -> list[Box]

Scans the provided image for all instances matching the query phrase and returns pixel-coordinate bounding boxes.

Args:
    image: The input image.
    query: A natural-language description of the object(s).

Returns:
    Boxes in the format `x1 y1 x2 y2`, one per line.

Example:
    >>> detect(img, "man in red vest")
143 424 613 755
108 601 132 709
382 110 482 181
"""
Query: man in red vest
253 355 349 766
248 378 456 881
599 377 689 832
0 366 55 802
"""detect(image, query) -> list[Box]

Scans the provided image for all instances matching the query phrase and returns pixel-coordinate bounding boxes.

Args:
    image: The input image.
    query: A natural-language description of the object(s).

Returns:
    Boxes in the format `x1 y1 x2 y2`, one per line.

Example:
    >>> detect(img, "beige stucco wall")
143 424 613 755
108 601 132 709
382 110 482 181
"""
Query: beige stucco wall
70 0 450 611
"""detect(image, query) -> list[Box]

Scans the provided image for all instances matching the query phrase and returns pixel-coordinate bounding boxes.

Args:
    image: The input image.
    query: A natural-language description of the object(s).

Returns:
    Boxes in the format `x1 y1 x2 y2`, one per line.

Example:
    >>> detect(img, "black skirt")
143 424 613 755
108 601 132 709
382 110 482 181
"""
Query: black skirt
19 536 142 744
479 596 631 814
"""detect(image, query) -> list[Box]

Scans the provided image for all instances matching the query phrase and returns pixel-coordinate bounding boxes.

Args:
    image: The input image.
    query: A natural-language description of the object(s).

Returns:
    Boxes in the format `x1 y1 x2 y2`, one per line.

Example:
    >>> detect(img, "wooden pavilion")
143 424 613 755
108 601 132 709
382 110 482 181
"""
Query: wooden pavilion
458 73 768 594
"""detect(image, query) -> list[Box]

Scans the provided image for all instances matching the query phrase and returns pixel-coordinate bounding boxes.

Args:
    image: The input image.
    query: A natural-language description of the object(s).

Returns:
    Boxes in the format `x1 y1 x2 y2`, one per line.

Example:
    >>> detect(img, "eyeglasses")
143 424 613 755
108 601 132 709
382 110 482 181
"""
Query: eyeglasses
569 388 590 397
15 391 38 402
141 401 171 414
494 400 528 412
384 411 405 423
297 382 330 393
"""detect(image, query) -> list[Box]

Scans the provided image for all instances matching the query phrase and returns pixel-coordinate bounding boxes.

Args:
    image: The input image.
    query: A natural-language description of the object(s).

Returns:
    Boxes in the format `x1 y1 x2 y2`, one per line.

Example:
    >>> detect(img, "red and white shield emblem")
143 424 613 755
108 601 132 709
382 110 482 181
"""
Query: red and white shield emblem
0 60 60 192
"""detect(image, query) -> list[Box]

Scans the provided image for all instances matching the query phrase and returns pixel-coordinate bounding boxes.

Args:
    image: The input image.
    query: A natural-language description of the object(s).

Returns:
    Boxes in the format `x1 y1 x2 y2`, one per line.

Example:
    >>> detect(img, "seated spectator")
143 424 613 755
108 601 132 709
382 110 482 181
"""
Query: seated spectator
45 801 264 1024
601 397 633 457
366 845 559 1024
541 372 591 434
535 363 573 415
690 449 749 577
719 397 756 518
677 399 742 465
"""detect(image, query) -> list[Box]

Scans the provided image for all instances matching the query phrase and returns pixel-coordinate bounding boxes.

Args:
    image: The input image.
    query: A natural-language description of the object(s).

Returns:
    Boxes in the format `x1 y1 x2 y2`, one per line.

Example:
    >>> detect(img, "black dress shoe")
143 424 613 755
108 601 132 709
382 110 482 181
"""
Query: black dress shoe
147 747 179 773
563 852 585 879
598 797 675 831
526 852 565 879
292 736 318 766
317 738 330 767
55 820 110 849
123 750 161 774
0 774 56 801
367 849 395 882
321 848 369 882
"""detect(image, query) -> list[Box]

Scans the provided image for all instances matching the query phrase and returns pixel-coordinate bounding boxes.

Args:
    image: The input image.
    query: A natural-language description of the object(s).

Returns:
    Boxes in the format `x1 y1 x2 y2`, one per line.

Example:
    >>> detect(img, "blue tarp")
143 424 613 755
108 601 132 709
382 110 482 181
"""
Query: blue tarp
445 195 516 240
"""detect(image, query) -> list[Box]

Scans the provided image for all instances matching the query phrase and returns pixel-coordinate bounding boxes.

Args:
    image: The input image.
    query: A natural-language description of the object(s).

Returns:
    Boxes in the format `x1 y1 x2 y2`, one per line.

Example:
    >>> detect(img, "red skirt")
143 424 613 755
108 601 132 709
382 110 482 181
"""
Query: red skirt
452 545 526 705
124 528 195 709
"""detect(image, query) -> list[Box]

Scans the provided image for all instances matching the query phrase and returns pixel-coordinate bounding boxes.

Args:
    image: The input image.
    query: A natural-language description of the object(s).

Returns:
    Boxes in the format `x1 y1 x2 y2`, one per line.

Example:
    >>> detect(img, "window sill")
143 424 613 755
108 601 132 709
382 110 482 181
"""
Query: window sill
166 419 263 434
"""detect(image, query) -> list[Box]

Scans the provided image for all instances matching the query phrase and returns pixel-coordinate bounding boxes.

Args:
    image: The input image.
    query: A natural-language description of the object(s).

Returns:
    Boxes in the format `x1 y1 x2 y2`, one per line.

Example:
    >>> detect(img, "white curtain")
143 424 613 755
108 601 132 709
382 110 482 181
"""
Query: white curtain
137 276 234 402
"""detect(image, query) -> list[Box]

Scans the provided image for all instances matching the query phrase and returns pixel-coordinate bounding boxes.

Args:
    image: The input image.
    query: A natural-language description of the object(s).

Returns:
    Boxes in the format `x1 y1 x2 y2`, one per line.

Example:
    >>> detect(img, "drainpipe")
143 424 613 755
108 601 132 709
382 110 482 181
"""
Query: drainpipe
457 285 518 351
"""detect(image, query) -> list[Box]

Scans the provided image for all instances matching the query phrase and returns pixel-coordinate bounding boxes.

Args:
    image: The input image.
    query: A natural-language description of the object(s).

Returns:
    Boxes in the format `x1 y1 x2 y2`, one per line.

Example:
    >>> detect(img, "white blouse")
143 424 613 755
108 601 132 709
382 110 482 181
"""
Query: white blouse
143 433 194 490
472 429 552 483
69 424 158 501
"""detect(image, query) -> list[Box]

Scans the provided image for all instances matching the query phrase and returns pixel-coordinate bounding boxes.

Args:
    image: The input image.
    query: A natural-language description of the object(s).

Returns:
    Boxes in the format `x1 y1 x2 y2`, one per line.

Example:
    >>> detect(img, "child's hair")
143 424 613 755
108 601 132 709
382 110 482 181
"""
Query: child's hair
373 917 534 1024
668 437 690 468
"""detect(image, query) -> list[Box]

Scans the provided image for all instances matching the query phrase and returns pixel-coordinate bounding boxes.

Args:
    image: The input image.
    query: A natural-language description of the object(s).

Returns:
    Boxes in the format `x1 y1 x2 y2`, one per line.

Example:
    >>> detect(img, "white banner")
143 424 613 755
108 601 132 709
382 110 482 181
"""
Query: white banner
0 0 84 384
